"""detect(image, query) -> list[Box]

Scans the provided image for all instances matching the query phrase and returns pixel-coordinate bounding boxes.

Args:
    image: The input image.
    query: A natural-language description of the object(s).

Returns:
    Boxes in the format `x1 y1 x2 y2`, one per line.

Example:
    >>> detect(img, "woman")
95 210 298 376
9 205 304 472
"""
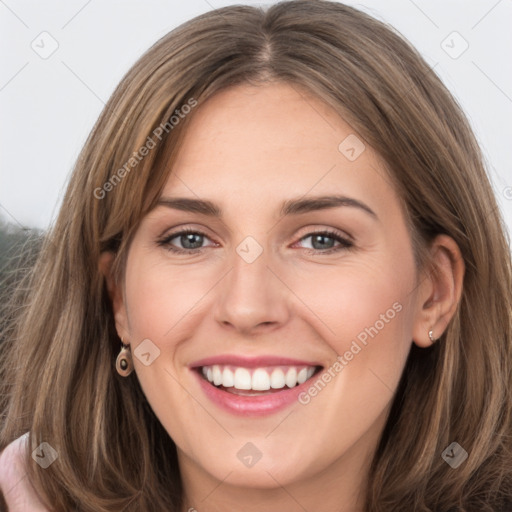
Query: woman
1 1 511 511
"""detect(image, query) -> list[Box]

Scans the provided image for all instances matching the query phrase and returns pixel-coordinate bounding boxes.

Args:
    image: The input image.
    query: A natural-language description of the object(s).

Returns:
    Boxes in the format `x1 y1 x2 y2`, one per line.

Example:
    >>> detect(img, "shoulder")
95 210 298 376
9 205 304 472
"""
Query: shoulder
0 433 50 512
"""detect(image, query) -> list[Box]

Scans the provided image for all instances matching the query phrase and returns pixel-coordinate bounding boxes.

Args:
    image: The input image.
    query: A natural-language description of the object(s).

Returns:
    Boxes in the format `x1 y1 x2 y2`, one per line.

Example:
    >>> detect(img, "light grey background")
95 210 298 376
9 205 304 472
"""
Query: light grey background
1 0 511 237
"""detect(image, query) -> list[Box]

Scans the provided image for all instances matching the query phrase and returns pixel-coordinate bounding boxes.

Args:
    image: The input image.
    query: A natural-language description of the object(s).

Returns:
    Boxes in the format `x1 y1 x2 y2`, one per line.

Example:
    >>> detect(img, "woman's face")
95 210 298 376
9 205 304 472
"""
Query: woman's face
113 82 423 493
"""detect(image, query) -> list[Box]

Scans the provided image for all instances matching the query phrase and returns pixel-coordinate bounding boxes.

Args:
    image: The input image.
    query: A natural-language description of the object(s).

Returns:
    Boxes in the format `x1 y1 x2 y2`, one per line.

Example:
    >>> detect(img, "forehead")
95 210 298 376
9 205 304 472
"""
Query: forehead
162 82 397 217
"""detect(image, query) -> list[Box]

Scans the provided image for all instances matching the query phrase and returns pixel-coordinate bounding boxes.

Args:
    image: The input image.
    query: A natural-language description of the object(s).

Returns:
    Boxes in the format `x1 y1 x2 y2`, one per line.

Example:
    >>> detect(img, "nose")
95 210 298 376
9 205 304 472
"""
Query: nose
213 243 290 336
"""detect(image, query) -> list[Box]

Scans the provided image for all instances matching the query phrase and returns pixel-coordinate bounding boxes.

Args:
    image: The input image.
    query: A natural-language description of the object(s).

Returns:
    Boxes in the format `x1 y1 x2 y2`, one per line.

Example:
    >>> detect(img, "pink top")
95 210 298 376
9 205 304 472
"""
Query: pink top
0 433 50 511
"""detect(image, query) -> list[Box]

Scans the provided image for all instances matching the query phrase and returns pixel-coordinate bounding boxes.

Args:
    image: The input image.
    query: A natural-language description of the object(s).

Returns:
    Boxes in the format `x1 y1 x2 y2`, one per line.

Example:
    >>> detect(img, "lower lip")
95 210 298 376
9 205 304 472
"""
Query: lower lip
193 369 319 416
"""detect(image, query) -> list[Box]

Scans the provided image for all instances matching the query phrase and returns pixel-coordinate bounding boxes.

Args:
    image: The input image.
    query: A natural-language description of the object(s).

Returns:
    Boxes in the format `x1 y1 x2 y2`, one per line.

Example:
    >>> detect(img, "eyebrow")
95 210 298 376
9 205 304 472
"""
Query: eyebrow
156 195 377 219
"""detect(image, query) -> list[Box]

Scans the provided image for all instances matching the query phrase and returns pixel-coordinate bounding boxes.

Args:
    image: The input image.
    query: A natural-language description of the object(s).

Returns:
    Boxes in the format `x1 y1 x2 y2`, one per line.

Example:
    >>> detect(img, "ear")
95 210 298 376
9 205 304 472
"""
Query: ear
412 234 465 347
98 251 130 344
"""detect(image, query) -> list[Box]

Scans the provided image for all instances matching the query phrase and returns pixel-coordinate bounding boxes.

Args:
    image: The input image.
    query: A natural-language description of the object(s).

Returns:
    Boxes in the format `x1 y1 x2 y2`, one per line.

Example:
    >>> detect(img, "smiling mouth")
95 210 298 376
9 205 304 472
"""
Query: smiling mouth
198 364 323 396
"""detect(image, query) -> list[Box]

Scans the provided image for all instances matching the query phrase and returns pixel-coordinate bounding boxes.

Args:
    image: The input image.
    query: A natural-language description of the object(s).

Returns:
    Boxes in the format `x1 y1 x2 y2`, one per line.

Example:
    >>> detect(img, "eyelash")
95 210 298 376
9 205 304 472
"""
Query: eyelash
157 227 354 255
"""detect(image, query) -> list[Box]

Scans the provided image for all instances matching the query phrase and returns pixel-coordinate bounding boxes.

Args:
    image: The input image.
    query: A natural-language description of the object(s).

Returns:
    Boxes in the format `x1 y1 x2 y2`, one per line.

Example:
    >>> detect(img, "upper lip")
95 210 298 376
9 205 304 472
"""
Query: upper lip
190 354 323 369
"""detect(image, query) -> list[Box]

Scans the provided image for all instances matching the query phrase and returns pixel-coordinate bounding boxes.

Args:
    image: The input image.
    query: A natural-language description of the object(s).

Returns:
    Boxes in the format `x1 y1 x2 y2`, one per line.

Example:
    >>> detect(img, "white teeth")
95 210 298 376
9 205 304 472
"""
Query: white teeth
222 367 234 387
285 367 297 388
270 369 286 389
234 368 252 390
212 365 222 386
252 369 270 391
297 368 308 384
201 364 318 391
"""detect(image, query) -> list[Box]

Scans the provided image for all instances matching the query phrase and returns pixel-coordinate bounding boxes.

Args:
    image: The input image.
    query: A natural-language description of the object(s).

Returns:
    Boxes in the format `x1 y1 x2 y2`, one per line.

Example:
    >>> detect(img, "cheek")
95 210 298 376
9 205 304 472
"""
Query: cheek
283 257 415 458
292 257 413 343
124 255 216 342
288 251 416 397
122 255 219 452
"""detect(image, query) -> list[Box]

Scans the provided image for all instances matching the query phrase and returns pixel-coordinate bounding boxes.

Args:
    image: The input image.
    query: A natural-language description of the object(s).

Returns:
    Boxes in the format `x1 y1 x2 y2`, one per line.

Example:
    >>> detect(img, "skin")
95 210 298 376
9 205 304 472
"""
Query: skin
102 82 464 512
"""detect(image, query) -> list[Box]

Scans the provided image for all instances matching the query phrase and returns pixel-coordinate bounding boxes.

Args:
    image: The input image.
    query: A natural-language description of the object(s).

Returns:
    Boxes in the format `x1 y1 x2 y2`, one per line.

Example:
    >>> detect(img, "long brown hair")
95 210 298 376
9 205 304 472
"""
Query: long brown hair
1 1 511 510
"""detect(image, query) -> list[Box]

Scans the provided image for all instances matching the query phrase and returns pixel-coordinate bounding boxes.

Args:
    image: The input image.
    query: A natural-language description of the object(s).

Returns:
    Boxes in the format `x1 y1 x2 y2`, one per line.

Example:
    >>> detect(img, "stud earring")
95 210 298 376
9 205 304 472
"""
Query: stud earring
428 329 436 344
116 341 133 377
